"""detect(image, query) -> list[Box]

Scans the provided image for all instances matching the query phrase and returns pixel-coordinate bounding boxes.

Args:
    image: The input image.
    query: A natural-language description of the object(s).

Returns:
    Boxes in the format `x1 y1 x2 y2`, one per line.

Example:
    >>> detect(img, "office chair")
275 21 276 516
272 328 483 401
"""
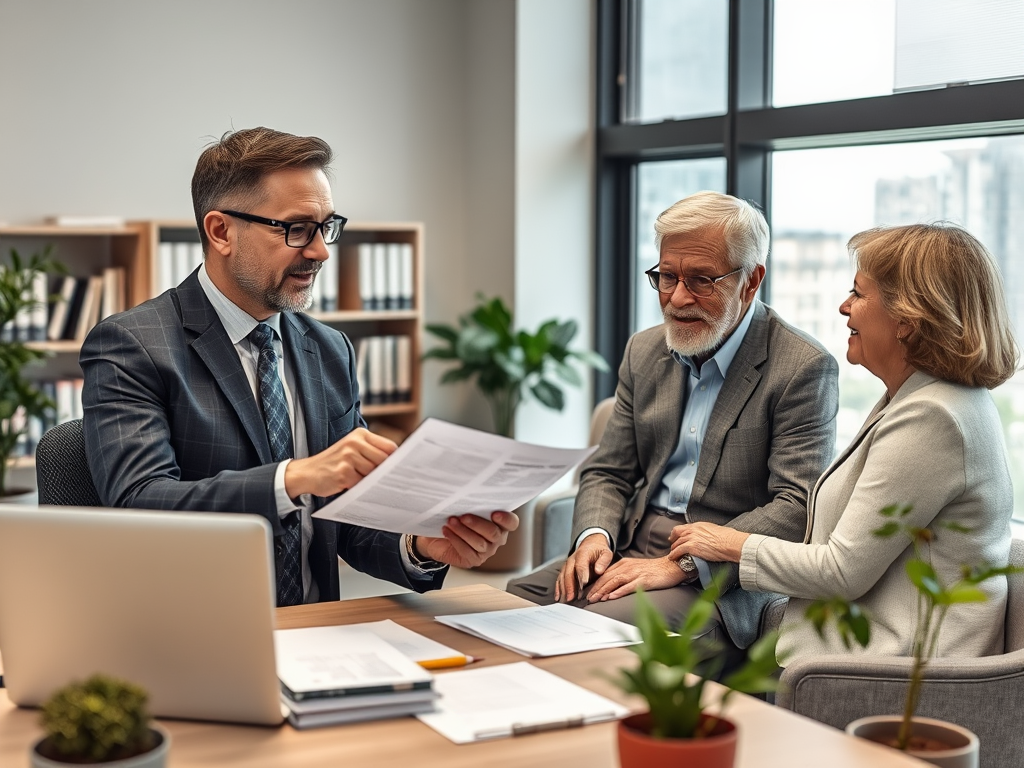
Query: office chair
35 418 103 506
776 538 1024 768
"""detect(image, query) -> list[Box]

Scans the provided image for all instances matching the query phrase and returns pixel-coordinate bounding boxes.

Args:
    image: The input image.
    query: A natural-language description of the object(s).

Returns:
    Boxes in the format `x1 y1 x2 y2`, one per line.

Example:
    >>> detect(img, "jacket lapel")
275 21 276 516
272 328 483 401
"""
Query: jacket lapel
282 315 329 456
644 345 687 503
690 302 768 505
176 273 273 464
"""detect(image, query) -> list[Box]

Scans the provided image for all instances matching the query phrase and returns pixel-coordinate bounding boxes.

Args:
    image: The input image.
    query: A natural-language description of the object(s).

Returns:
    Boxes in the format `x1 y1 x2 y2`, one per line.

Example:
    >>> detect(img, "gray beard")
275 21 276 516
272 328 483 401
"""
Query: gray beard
662 305 733 358
235 261 320 314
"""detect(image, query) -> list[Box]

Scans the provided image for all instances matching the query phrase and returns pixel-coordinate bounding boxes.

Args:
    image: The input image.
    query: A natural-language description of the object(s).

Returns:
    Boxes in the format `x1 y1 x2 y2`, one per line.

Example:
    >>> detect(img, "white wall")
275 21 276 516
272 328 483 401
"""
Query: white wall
514 0 595 448
0 0 594 445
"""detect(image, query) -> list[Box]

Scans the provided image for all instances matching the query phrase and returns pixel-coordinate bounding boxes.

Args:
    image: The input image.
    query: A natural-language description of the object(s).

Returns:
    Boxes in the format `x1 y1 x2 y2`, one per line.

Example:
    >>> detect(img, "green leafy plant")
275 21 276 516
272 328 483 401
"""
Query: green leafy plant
423 294 609 436
38 673 156 763
0 247 61 495
610 577 780 740
871 503 1022 751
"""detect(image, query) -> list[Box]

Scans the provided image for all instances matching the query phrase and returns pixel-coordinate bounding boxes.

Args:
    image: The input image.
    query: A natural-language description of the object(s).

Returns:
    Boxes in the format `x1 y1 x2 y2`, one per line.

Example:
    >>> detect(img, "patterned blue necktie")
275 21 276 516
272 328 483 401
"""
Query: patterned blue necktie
249 322 303 607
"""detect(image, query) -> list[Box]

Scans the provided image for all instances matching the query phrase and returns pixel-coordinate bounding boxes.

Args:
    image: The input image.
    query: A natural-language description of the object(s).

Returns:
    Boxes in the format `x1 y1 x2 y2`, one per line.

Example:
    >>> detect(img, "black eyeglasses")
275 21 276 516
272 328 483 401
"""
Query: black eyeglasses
645 266 743 298
219 210 348 248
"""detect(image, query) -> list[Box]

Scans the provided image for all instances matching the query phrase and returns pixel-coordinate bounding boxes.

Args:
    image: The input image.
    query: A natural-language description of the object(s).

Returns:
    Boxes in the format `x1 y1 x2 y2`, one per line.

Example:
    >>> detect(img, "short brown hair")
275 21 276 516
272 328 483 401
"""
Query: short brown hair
849 223 1019 389
191 127 333 250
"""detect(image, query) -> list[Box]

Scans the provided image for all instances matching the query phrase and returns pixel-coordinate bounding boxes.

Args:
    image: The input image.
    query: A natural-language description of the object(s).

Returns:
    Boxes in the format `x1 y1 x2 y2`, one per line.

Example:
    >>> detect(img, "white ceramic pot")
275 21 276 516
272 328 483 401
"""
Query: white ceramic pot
30 726 170 768
846 715 979 768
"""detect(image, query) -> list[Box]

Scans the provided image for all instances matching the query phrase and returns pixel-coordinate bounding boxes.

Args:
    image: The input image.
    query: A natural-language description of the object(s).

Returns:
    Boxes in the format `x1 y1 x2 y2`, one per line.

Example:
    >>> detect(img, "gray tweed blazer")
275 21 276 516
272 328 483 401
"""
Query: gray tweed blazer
80 270 444 602
573 302 839 647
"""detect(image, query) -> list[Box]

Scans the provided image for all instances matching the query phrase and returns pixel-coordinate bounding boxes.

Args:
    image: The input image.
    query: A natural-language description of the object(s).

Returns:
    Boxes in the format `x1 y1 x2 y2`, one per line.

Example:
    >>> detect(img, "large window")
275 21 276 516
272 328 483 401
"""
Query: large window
595 0 1024 519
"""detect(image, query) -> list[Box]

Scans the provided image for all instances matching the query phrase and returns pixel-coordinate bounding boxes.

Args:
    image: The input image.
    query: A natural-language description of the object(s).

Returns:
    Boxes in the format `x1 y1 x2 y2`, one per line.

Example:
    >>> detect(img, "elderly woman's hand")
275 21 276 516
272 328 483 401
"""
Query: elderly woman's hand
668 522 749 563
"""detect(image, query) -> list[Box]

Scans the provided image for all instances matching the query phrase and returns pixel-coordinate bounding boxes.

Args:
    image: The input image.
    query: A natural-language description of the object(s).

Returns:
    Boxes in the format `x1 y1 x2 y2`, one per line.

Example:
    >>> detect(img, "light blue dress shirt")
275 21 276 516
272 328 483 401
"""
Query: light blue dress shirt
652 301 756 515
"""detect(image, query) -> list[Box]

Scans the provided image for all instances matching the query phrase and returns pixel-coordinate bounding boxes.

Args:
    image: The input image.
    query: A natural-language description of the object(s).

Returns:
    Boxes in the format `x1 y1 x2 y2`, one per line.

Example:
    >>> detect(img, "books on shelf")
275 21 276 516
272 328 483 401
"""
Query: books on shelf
155 239 203 295
274 624 437 730
1 267 125 344
347 241 414 311
356 335 413 406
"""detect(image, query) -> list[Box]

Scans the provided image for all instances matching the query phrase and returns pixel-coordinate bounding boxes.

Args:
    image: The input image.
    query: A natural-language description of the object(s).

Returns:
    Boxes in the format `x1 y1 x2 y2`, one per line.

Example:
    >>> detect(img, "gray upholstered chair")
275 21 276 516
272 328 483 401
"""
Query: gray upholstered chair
776 538 1024 768
530 397 616 567
35 418 102 506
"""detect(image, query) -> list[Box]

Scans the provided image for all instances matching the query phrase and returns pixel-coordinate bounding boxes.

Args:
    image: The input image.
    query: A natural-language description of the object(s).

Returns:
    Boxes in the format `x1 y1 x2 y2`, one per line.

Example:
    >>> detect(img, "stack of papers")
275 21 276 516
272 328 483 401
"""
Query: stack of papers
435 603 641 657
417 662 629 744
275 625 437 729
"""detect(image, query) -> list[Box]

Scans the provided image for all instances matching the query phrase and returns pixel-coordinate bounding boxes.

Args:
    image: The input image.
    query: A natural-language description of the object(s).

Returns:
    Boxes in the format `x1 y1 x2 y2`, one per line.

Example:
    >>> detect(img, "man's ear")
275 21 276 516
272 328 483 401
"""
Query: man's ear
743 264 766 301
204 211 233 257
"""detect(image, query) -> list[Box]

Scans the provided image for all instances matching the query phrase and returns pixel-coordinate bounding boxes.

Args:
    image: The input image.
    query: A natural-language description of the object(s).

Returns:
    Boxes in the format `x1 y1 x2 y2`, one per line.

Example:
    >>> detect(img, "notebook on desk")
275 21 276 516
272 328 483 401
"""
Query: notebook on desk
0 504 284 726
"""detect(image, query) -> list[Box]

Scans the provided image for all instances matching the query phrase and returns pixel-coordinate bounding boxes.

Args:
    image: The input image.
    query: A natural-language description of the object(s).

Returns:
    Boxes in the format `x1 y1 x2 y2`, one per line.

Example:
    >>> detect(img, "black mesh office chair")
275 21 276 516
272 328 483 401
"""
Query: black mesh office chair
35 418 103 506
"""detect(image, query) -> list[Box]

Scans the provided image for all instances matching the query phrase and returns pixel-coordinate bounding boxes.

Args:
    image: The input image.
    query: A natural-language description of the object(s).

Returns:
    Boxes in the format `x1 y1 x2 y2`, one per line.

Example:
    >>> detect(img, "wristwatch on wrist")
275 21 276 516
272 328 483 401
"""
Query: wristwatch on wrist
676 555 699 582
406 535 443 569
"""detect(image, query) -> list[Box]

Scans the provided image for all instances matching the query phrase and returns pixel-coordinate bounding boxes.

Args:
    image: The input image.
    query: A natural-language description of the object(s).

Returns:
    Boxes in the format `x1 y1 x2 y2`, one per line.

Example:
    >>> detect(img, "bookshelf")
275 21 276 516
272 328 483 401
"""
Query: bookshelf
0 219 425 464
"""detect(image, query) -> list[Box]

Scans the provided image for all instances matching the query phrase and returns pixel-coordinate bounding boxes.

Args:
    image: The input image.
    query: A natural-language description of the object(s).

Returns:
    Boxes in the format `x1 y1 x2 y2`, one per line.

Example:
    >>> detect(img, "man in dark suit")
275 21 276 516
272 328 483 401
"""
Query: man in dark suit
81 127 517 606
508 191 838 652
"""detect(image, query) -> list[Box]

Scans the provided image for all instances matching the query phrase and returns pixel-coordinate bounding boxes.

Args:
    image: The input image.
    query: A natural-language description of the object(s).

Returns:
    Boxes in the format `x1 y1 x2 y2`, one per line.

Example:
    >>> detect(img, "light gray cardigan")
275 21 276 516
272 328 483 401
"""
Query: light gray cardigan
740 371 1013 664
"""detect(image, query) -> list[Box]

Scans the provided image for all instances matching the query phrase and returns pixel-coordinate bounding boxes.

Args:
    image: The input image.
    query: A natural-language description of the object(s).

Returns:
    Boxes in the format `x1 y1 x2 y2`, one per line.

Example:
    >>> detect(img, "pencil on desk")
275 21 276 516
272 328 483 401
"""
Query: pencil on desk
418 655 483 670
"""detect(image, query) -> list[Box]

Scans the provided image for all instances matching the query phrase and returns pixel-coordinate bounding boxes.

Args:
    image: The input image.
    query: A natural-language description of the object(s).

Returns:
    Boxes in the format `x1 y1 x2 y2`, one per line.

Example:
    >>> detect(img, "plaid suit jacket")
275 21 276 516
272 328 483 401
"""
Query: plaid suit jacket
80 270 444 601
572 302 839 647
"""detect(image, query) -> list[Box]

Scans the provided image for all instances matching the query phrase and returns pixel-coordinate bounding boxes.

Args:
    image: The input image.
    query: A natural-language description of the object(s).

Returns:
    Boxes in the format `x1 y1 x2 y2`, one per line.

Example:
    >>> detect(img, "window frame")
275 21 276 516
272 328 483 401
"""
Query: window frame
594 0 1024 400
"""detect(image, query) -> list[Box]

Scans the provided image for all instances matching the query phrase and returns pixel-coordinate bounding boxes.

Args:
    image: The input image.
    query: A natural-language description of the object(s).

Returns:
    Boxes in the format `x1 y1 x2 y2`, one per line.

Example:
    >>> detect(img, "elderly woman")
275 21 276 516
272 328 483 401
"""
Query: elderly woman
668 223 1018 663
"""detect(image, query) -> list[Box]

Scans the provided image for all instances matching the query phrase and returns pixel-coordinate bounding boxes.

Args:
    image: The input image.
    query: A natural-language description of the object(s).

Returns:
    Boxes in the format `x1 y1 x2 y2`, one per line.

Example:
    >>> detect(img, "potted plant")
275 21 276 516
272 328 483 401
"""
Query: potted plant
610 578 781 768
31 673 169 768
0 247 60 499
423 294 609 437
840 504 1022 768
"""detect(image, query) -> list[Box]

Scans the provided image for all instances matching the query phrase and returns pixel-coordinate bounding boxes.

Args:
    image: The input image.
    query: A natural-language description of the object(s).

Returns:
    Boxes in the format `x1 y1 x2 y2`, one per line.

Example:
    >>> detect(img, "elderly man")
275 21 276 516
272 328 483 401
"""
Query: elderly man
508 191 837 652
81 127 517 606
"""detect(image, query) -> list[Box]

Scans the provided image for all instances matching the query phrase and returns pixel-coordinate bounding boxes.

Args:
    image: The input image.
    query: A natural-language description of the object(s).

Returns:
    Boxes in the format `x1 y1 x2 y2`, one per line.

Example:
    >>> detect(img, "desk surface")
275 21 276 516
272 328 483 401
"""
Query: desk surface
0 584 926 767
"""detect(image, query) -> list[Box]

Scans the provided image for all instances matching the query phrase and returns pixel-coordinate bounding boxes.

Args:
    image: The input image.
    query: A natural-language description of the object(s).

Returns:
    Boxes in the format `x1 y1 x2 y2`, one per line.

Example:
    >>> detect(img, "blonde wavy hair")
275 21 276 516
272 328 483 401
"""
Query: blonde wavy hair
849 223 1019 389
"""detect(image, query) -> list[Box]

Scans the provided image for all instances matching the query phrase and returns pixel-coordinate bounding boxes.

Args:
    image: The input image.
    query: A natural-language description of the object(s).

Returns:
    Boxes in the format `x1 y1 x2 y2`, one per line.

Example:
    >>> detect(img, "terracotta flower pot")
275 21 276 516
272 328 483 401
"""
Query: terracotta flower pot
617 712 737 768
846 715 979 768
30 726 170 768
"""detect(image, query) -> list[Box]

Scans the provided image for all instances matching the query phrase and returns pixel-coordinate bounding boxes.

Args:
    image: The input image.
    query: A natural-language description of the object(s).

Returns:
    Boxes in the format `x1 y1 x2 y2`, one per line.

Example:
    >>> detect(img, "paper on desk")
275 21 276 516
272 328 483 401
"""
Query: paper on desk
313 418 596 537
416 661 628 744
274 625 433 699
435 603 642 657
342 619 468 667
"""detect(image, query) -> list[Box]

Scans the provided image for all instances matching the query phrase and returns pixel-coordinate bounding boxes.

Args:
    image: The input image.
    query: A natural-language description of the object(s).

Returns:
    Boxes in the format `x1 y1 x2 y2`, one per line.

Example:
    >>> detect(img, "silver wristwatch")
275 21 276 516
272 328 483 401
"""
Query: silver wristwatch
677 555 698 582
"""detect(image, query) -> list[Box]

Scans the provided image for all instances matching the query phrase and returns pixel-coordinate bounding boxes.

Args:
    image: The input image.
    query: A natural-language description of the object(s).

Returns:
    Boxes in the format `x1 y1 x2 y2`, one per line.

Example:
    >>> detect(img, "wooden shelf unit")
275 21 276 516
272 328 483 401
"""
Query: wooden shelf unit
1 219 425 454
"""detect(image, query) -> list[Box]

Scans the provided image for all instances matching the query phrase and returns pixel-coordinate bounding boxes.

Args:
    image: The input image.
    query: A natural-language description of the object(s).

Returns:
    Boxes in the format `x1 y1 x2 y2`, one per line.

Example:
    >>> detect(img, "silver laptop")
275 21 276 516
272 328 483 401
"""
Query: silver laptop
0 505 284 725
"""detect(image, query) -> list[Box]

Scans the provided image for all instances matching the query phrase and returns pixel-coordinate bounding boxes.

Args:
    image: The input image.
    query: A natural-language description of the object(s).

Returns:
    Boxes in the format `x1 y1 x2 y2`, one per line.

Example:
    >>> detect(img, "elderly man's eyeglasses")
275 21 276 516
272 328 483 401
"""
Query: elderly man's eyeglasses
220 210 349 248
645 266 743 298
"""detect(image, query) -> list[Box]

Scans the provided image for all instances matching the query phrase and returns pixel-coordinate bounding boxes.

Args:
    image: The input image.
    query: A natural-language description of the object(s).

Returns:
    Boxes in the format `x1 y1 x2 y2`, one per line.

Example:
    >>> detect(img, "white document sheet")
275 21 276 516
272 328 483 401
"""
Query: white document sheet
312 418 596 537
434 603 642 657
274 625 433 699
416 662 628 743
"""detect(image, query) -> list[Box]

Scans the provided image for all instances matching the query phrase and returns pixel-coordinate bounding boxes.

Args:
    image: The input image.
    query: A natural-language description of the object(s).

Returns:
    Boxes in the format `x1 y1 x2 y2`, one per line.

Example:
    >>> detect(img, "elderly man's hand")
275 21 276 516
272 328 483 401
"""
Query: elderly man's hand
554 534 614 602
415 511 519 569
586 556 688 602
669 522 749 563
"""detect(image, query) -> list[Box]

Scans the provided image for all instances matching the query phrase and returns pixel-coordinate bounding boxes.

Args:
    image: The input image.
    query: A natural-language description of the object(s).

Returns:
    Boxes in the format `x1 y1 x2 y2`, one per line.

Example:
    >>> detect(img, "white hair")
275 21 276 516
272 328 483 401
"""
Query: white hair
654 191 770 273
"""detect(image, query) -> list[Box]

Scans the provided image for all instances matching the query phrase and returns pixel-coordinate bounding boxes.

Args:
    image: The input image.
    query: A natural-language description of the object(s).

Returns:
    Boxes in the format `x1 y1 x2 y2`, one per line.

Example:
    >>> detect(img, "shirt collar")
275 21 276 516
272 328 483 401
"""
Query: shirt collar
197 264 283 344
674 300 756 380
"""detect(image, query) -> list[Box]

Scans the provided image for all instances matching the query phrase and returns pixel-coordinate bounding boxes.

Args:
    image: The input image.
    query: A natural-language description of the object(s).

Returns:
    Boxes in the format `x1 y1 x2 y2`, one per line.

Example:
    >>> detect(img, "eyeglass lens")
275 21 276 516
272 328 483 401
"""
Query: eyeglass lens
649 271 715 297
285 218 344 247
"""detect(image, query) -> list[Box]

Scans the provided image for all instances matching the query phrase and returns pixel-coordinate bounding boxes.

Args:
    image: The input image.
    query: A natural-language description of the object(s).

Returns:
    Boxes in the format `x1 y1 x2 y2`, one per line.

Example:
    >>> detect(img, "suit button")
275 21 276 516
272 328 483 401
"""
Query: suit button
275 542 283 555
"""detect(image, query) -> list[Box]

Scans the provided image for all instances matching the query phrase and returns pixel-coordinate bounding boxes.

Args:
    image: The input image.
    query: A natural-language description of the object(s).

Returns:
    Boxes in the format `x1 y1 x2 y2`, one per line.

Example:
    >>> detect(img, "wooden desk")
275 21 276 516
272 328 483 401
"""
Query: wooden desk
0 585 926 767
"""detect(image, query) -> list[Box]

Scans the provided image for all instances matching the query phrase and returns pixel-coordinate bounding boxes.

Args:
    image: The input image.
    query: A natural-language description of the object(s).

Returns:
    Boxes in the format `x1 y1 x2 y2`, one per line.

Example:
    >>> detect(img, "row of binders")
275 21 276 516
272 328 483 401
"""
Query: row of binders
155 241 343 314
355 335 413 405
0 269 127 343
8 378 84 458
348 242 414 310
